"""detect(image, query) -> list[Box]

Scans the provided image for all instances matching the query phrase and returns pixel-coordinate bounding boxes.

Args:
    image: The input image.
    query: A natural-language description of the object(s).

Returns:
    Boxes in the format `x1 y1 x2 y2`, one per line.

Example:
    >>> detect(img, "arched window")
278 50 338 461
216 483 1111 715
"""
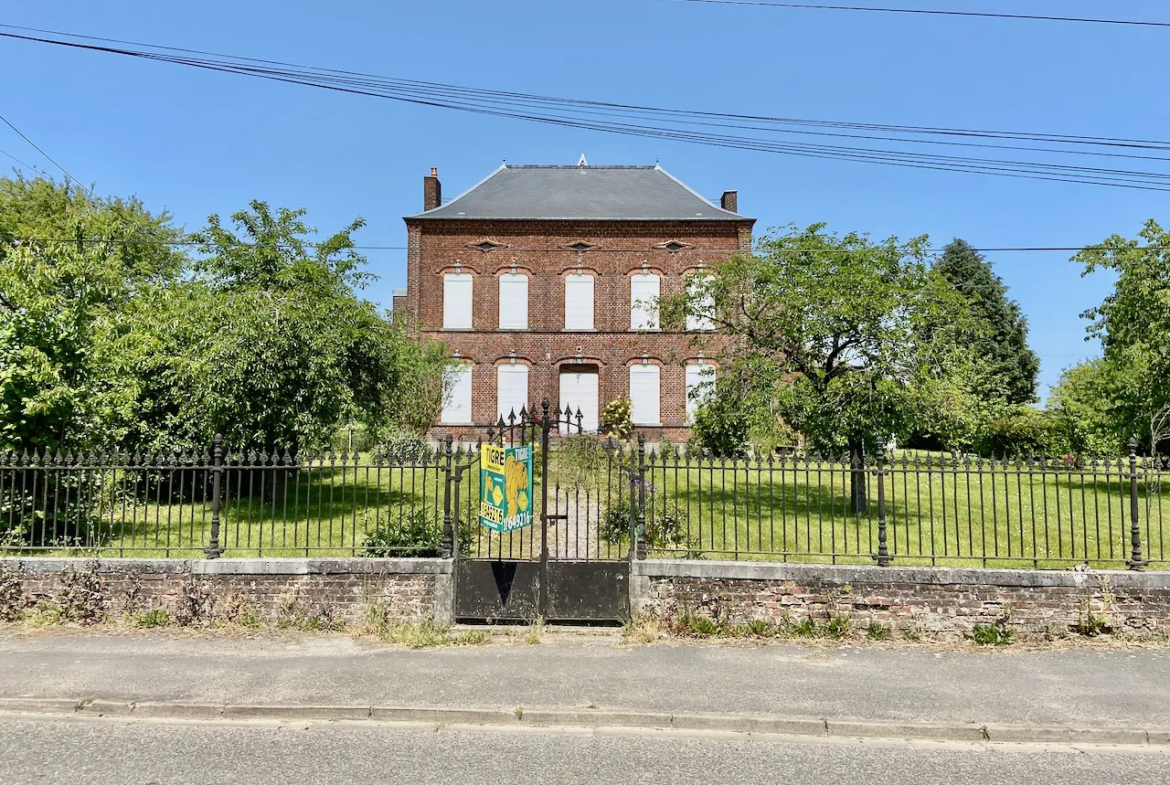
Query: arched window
496 363 530 422
498 272 528 329
564 273 595 331
630 272 661 331
443 272 473 329
441 364 473 424
629 364 662 426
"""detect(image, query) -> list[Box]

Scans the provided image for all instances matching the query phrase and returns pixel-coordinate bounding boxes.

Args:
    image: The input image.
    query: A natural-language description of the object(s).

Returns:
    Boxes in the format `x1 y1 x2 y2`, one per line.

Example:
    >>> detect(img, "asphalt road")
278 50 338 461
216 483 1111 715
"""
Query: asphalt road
2 716 1167 785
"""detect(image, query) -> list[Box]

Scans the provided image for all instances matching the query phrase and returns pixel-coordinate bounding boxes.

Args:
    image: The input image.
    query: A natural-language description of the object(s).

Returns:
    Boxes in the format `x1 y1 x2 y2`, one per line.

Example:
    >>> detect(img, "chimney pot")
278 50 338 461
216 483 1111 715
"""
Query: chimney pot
720 190 738 214
431 167 438 178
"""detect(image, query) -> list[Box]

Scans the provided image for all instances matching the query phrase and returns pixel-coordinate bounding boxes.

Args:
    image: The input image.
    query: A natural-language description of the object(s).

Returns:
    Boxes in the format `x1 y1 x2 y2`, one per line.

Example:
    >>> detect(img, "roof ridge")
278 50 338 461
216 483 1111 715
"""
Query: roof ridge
505 164 657 170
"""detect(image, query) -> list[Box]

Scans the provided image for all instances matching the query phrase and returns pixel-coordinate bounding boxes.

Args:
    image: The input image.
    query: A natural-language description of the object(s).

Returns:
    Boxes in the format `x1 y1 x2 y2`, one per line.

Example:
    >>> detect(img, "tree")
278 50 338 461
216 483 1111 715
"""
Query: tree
0 177 185 454
934 239 1039 404
1074 220 1170 454
666 223 968 510
121 201 412 453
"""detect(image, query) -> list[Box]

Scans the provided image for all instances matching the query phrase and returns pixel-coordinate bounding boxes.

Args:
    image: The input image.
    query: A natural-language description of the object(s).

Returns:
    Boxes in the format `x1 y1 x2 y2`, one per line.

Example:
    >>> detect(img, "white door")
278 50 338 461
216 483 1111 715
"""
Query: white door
629 364 661 425
496 364 529 422
559 369 599 433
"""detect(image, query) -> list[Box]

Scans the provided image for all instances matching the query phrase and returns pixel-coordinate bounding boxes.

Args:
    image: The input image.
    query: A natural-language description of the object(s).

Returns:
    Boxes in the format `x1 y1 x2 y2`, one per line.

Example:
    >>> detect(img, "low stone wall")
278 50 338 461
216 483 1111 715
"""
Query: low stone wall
633 561 1170 638
1 558 453 626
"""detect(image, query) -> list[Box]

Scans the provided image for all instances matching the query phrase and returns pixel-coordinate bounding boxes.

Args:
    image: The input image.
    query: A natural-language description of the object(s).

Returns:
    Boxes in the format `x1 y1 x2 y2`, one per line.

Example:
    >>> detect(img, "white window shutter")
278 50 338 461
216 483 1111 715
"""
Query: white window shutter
498 274 528 329
443 274 473 329
564 274 594 330
630 273 660 330
441 364 473 424
629 365 661 425
496 364 529 422
686 274 715 331
559 370 599 433
686 363 716 424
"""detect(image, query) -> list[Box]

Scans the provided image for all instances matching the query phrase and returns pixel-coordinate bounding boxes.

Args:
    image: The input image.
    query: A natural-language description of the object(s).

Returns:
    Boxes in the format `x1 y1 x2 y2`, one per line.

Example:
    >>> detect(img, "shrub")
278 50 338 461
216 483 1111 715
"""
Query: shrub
824 615 852 639
363 511 443 557
656 440 679 462
376 430 435 465
978 406 1057 457
600 498 691 550
865 620 891 641
135 608 172 628
600 399 635 441
691 391 750 459
554 434 606 489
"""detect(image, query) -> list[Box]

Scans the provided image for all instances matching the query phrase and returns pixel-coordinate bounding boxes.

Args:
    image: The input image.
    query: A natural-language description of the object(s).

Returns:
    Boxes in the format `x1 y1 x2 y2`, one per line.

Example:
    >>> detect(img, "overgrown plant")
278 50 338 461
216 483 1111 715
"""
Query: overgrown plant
0 561 25 621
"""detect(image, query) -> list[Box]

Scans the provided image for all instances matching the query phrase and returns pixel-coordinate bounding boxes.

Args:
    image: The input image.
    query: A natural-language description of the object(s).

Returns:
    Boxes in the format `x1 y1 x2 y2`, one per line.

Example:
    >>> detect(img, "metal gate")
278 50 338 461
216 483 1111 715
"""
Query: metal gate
450 400 638 623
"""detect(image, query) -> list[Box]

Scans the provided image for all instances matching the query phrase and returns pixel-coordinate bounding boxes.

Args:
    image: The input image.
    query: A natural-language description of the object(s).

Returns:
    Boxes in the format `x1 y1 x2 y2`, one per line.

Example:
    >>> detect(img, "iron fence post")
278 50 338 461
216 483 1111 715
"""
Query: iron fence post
871 450 892 567
539 399 552 618
1127 436 1145 571
205 433 224 559
441 435 454 559
635 434 647 560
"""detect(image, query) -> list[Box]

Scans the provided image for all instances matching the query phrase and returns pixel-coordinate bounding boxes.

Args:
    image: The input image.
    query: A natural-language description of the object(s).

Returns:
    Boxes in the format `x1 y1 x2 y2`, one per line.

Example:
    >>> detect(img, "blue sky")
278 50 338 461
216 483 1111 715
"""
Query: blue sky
2 0 1167 400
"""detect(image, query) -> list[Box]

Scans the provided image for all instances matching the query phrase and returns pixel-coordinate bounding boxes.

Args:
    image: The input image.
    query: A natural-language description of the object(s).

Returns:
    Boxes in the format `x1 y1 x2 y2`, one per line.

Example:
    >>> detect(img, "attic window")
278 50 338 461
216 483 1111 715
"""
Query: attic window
472 240 504 252
567 242 594 252
663 241 688 252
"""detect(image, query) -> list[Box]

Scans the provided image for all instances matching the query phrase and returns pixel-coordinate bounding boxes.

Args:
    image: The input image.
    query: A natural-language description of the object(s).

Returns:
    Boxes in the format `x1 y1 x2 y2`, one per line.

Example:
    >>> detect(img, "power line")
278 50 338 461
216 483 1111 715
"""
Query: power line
0 112 86 186
3 27 1170 191
0 235 1146 256
666 0 1170 28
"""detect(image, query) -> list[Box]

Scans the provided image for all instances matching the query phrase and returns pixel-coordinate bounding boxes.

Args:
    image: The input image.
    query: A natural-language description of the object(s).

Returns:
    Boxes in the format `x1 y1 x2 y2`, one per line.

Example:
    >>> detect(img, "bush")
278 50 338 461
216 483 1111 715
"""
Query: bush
375 431 435 465
600 399 634 441
978 406 1057 457
600 498 691 550
691 391 750 459
553 434 606 489
972 622 1014 646
363 511 443 557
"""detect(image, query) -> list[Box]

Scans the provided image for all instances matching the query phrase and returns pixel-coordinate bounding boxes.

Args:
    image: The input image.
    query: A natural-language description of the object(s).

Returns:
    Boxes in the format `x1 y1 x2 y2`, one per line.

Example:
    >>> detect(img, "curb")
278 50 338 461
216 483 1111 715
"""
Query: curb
0 698 1166 747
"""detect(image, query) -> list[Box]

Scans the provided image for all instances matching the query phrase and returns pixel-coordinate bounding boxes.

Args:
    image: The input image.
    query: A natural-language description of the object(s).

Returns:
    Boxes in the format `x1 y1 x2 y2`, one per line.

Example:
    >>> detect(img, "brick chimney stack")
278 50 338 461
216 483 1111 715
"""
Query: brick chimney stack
720 190 738 214
423 168 442 211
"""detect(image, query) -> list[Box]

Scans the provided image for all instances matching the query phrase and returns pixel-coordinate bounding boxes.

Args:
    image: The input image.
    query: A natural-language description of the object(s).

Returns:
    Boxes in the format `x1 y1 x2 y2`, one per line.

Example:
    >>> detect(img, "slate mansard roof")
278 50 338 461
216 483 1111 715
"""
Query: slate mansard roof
407 164 751 222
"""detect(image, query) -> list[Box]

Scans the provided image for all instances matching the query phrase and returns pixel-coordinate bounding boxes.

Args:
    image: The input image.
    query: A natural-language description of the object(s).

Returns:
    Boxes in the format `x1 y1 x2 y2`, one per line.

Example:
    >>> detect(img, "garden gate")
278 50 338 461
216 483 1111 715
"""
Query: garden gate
448 401 638 623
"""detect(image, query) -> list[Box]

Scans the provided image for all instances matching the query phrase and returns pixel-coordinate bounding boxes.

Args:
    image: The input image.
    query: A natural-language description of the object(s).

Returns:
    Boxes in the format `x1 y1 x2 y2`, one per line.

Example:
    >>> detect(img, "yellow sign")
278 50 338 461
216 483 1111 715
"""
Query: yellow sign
479 444 534 532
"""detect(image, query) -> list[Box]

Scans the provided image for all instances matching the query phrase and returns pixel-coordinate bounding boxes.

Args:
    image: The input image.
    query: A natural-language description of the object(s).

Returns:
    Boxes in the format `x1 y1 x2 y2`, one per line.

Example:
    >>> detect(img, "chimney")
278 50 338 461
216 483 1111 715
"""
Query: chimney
720 190 738 214
423 168 442 211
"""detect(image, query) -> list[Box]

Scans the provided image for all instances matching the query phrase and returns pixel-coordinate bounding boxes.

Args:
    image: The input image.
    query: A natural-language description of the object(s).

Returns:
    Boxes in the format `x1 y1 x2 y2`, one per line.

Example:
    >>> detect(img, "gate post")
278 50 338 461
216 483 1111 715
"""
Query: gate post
441 435 454 559
538 400 552 618
871 449 892 567
633 434 647 561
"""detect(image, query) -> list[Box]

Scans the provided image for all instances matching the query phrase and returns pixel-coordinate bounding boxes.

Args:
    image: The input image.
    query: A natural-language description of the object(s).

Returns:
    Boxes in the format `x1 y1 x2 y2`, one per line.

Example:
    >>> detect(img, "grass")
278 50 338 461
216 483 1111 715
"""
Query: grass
6 449 1169 569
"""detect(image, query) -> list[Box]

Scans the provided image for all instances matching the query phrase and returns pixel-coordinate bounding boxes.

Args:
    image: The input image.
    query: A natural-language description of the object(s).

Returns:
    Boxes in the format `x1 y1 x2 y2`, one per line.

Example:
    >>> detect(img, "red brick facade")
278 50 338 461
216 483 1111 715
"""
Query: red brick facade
398 169 754 444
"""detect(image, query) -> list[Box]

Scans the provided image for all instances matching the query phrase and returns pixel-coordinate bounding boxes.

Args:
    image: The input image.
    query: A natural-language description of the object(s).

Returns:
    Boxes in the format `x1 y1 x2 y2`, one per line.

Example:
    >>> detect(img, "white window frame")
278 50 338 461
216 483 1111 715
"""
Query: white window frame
630 272 661 331
498 273 528 330
443 272 473 330
629 364 662 426
496 363 529 423
559 368 600 433
685 363 716 424
440 364 473 424
564 273 595 331
686 273 715 332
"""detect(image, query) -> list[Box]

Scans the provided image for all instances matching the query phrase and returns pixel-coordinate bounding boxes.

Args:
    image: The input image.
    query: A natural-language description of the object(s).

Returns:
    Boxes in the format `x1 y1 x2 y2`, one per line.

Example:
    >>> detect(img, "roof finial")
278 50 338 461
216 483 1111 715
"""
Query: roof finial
577 153 588 167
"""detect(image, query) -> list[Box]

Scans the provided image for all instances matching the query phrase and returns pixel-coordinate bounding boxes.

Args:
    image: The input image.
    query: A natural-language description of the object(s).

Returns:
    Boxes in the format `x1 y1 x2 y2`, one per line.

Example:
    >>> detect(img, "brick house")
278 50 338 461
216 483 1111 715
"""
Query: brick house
393 160 755 443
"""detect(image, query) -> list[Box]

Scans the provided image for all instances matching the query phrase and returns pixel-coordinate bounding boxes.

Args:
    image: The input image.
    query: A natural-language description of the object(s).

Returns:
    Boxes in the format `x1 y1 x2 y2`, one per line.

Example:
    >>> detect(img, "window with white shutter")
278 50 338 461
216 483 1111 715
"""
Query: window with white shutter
496 364 529 422
686 274 715 331
630 273 660 331
441 364 473 424
559 369 599 433
564 274 594 331
685 363 716 424
629 364 661 425
443 273 473 330
498 273 528 329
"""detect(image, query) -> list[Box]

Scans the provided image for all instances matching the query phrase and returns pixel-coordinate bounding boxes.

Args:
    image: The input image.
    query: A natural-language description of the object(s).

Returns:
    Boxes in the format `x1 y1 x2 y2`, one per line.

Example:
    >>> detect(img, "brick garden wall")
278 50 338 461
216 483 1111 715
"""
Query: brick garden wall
2 559 452 626
634 561 1170 638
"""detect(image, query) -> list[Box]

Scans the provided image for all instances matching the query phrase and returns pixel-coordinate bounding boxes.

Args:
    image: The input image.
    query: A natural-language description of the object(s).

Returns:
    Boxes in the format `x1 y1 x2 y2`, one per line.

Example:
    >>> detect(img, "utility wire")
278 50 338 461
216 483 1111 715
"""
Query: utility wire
3 27 1170 191
666 0 1170 28
0 112 85 187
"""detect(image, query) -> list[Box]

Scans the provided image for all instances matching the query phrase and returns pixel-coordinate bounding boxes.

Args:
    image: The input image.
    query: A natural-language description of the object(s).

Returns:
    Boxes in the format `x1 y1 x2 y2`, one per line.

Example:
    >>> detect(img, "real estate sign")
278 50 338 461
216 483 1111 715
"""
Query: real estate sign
479 444 534 532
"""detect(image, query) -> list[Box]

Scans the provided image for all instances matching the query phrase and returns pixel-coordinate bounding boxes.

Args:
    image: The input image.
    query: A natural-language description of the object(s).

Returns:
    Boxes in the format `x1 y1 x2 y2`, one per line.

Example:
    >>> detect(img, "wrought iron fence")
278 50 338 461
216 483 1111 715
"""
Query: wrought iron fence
1 433 1167 570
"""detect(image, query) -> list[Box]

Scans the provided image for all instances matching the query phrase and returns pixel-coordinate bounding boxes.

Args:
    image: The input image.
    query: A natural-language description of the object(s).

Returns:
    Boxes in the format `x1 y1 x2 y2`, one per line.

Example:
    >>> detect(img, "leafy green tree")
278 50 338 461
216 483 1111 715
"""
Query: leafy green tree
934 239 1039 405
1073 220 1170 453
121 201 409 453
665 223 969 510
0 177 185 454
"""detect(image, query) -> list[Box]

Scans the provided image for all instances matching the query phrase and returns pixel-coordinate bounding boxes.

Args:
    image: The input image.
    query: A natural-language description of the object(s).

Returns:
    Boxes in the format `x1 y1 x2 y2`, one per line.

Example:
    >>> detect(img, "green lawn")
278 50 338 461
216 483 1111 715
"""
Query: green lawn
5 450 1168 569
